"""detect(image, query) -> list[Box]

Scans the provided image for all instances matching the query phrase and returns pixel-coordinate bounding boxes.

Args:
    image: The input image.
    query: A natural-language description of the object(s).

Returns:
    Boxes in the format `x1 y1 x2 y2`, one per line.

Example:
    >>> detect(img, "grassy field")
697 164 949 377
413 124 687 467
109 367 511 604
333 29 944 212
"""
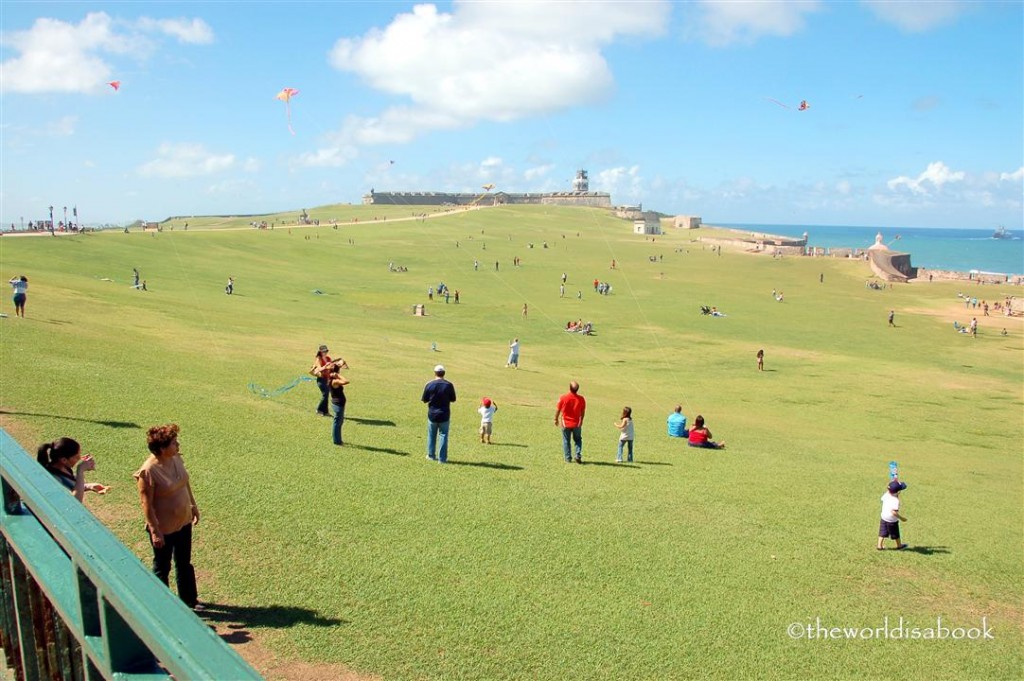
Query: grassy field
1 204 1021 680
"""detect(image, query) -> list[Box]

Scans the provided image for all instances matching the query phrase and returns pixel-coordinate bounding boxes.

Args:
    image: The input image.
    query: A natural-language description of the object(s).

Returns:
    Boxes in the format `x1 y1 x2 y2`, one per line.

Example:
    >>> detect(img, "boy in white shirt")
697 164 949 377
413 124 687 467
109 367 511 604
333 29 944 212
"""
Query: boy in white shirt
877 480 908 550
478 397 497 444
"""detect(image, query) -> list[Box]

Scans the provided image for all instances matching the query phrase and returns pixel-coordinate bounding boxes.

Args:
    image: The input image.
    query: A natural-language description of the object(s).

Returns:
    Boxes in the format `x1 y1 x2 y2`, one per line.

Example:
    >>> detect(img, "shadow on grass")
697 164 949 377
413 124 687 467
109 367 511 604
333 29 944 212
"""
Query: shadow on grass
198 602 346 644
348 443 408 456
904 545 952 556
582 461 639 468
31 318 74 326
348 417 397 427
486 442 529 448
445 460 524 471
0 410 140 429
636 461 673 466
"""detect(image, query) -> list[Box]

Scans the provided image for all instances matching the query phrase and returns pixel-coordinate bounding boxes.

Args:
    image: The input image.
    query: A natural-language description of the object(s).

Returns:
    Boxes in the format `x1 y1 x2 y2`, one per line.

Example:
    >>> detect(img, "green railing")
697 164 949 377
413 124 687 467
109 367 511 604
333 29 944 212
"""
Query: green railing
0 429 261 680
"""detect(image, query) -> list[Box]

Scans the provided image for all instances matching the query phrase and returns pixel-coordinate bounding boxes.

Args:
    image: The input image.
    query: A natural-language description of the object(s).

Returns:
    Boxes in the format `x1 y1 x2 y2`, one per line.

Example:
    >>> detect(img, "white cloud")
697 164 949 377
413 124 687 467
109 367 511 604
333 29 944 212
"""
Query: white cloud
1000 167 1024 183
912 95 942 112
294 144 359 169
47 115 78 136
877 162 1022 216
137 142 236 178
861 0 967 32
524 163 554 181
305 1 669 164
598 165 644 201
887 161 966 195
692 0 821 47
206 178 255 196
0 12 212 94
136 17 214 44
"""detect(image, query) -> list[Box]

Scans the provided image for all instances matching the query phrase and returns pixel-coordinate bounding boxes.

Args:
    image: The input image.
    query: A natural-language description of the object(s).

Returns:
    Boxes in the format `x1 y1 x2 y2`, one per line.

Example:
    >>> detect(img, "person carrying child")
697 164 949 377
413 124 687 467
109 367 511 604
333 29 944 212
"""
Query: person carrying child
877 480 908 550
614 407 634 463
478 397 497 444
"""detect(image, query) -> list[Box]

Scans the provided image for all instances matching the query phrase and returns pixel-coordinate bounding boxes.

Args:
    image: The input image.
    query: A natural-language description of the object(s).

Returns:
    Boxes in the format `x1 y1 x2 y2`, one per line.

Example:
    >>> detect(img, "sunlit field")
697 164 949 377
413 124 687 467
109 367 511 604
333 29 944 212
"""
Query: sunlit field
2 204 1021 680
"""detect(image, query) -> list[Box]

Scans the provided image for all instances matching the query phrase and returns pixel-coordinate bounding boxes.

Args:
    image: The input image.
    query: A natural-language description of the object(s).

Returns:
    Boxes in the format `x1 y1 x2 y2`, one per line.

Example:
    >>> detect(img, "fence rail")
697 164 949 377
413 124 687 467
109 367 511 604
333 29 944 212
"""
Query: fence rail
0 429 261 680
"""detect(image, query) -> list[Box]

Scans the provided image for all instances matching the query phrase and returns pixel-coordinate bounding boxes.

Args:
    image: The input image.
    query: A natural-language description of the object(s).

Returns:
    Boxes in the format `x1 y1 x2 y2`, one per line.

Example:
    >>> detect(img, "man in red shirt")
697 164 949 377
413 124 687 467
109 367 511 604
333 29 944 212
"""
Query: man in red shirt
554 381 587 463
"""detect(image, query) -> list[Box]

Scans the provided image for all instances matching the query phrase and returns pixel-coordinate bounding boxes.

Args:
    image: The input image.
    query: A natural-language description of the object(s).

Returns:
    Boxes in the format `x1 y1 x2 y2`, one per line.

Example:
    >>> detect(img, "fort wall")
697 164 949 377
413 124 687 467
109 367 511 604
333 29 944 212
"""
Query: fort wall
363 191 611 208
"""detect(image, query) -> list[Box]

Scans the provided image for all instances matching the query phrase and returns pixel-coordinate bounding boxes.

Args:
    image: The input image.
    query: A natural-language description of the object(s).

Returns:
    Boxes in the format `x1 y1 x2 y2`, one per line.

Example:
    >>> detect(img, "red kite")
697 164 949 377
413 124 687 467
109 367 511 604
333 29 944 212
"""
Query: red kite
108 81 120 91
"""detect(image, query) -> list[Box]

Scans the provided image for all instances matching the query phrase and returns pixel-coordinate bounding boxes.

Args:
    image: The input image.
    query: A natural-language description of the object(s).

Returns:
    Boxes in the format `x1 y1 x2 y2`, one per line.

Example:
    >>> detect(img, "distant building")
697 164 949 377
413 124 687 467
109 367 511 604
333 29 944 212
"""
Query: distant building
674 215 701 229
362 169 611 208
633 212 662 235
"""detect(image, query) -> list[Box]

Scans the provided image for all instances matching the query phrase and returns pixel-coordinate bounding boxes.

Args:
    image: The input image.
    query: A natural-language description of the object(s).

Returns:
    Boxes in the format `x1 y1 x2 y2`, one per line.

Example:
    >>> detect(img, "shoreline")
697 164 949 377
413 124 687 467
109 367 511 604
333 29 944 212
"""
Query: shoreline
697 225 1024 285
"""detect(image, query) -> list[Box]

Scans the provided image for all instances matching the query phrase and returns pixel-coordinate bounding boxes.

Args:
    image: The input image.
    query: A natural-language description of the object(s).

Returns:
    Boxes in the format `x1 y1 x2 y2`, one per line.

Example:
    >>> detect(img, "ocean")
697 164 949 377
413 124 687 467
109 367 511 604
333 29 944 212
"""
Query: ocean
719 224 1024 276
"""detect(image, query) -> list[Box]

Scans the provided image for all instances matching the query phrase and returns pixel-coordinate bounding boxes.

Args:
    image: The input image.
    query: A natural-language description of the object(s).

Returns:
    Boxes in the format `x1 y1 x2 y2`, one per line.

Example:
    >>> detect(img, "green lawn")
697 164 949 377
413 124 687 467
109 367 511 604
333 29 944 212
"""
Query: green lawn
2 205 1021 680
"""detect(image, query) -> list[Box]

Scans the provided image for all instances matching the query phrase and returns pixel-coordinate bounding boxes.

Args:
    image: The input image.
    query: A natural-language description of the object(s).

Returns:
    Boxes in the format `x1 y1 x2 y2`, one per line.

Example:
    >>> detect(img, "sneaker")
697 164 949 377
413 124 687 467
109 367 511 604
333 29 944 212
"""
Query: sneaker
426 455 436 461
896 544 909 550
575 458 582 464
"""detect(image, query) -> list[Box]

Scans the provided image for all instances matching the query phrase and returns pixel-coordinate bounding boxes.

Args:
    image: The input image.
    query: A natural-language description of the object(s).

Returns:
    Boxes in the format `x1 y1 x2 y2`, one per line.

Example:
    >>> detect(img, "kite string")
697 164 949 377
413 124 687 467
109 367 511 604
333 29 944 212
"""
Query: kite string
579 196 697 419
405 192 669 407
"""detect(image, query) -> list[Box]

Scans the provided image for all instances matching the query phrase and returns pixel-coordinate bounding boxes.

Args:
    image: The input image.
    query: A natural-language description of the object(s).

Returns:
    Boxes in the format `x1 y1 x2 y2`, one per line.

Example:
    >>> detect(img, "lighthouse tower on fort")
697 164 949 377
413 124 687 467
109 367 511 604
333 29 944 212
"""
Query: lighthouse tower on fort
572 169 589 192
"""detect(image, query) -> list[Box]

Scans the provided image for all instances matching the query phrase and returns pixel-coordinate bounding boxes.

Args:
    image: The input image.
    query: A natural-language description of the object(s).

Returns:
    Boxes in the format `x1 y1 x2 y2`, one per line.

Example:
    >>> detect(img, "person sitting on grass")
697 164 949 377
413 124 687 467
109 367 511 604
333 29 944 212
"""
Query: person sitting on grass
667 405 688 438
687 415 725 449
877 480 908 551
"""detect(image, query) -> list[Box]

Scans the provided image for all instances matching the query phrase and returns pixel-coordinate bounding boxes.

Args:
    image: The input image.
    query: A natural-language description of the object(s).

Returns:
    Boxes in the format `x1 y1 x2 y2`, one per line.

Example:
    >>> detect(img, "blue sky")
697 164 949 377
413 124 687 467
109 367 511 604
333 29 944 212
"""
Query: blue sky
2 1 1022 228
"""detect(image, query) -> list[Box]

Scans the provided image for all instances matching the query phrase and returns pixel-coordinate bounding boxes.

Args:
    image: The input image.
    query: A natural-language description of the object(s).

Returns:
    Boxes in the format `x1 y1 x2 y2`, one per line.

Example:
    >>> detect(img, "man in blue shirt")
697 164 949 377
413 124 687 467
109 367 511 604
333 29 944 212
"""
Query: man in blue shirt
421 364 457 463
667 405 688 438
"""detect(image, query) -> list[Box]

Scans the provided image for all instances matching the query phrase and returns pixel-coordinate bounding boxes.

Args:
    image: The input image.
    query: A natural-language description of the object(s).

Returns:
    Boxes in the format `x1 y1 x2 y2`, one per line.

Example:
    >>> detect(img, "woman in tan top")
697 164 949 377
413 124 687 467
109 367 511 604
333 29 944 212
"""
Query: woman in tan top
134 423 200 609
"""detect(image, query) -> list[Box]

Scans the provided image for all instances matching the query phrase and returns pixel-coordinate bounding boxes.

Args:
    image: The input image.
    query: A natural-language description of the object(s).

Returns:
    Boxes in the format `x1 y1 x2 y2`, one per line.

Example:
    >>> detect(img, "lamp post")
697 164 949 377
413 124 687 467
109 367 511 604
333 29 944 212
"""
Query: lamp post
48 205 53 233
63 206 67 230
20 216 23 231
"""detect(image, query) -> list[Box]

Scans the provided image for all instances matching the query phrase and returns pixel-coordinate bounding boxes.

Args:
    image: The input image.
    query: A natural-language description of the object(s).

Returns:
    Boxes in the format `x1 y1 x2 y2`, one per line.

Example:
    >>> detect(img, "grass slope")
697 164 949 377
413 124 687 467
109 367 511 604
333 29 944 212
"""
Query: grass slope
1 205 1021 680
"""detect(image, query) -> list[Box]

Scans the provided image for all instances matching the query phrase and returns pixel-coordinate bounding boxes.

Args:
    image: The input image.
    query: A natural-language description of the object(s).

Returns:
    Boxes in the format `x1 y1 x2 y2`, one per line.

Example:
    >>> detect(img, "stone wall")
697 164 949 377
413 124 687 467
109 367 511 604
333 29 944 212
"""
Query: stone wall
915 268 1024 286
364 191 611 208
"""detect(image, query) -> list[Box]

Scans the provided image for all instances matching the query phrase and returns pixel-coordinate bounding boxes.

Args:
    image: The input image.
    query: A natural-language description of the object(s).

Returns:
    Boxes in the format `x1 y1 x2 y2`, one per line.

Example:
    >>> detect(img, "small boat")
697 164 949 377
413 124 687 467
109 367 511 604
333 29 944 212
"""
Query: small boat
993 225 1011 239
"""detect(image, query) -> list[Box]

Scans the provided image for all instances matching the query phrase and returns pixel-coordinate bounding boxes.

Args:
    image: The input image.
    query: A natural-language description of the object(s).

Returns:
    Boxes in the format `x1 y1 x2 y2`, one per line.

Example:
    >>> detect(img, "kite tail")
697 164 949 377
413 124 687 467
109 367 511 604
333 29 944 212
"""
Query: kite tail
287 102 295 135
248 375 314 399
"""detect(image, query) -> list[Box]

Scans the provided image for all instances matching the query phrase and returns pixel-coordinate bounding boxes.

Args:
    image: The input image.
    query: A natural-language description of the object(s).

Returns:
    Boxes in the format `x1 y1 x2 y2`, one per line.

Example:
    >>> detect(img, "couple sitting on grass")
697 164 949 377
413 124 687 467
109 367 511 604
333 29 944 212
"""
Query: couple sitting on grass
667 406 726 449
566 320 594 335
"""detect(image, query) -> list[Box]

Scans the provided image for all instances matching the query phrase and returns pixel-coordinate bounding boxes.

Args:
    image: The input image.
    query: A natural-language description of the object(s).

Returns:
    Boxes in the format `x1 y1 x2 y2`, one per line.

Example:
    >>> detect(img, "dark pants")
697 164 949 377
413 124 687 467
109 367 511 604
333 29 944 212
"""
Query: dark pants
332 401 346 444
316 377 330 415
150 523 197 608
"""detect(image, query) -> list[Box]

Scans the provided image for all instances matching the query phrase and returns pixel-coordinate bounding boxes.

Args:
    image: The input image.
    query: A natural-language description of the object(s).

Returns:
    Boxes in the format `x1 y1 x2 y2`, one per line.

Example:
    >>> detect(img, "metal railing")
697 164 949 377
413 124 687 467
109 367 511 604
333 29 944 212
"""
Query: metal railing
0 429 261 680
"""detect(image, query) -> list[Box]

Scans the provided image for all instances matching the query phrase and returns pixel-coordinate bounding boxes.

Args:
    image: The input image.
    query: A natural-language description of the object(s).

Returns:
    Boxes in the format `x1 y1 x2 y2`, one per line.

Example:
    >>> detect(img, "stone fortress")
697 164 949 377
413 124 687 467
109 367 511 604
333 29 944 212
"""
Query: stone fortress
363 170 612 208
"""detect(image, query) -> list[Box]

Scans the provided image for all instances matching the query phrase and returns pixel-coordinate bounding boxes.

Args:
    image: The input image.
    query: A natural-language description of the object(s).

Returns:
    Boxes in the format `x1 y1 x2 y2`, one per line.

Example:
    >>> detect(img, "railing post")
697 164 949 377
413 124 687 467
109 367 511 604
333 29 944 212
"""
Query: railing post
0 537 24 679
10 551 40 681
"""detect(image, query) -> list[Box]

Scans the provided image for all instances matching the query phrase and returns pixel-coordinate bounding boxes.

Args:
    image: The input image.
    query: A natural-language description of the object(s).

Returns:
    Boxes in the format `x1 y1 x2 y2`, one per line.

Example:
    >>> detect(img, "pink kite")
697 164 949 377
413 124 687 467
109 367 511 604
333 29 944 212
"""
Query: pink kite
798 100 810 111
275 87 300 134
108 81 120 91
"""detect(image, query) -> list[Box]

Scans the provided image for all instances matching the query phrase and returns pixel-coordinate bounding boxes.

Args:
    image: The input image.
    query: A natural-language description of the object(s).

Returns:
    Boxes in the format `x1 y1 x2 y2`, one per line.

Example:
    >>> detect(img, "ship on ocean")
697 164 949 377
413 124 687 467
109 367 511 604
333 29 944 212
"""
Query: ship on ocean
992 225 1011 239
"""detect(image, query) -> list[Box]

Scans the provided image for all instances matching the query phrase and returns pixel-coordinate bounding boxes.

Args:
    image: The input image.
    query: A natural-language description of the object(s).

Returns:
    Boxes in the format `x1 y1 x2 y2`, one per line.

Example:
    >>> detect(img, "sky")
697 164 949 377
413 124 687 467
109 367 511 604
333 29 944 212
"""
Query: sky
1 0 1022 229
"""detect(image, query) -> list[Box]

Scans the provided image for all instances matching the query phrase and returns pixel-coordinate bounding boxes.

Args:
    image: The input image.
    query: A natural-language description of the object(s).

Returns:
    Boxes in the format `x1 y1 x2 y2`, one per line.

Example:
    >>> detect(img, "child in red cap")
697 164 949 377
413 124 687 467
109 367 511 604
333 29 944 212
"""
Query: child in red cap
478 397 497 444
